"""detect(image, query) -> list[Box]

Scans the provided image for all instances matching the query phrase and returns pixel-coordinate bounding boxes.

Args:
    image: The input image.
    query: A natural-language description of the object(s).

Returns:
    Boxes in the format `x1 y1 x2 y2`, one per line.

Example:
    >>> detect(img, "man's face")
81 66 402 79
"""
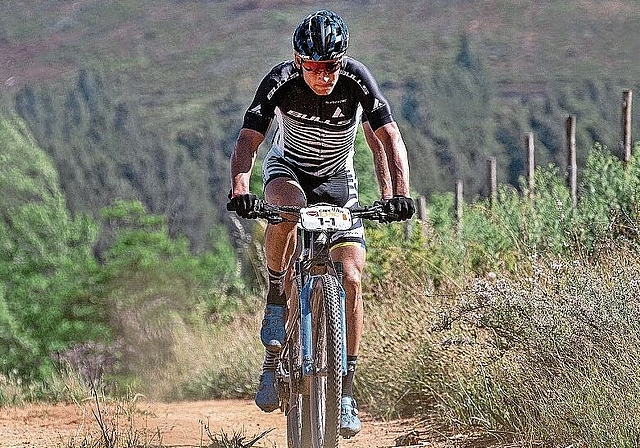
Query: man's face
296 55 342 96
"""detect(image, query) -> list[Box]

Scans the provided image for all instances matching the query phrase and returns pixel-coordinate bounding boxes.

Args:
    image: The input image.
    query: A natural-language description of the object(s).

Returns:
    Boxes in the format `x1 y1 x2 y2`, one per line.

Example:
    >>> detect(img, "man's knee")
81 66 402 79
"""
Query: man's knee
331 246 365 291
341 267 362 291
265 177 306 206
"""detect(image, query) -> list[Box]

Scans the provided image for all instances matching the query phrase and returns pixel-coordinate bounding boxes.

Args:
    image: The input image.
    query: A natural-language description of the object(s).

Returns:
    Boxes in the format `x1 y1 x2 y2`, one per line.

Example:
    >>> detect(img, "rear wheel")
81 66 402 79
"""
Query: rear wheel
309 274 343 448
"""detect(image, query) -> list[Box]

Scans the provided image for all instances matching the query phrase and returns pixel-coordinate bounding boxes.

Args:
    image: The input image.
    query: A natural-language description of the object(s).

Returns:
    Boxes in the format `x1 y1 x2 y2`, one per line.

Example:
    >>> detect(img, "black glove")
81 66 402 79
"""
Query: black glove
227 193 261 218
381 195 415 222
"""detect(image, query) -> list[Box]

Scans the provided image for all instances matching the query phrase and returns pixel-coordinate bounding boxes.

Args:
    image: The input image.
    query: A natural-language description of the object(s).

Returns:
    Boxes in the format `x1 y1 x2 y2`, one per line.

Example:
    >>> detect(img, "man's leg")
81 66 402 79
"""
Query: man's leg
331 244 365 437
254 177 306 412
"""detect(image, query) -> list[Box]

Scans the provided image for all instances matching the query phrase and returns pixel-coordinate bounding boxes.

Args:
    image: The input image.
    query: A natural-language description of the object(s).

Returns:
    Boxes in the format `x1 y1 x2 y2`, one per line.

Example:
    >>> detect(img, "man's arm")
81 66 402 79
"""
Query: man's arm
230 128 265 197
363 120 393 200
373 122 411 197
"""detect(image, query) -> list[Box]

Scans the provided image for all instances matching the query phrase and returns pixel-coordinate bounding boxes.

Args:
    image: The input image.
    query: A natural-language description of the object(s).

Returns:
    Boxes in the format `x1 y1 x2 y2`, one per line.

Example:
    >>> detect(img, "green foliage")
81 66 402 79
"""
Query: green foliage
359 141 640 445
99 199 243 315
14 70 223 253
0 115 106 381
90 200 247 390
406 143 640 280
353 128 380 204
0 115 246 392
401 34 508 198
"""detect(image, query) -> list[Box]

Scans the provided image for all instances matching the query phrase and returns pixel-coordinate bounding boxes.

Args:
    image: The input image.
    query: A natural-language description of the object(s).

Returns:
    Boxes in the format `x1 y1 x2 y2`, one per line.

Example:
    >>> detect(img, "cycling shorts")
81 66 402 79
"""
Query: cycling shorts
262 148 365 250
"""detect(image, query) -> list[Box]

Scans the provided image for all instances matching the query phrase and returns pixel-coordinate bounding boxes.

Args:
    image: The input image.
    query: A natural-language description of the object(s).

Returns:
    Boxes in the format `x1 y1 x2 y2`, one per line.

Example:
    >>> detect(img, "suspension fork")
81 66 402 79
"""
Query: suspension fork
299 275 314 376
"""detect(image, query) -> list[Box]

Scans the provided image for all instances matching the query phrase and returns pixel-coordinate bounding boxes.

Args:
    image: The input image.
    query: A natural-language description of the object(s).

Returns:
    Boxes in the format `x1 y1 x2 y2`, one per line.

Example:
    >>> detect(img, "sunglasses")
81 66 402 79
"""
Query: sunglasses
301 59 342 75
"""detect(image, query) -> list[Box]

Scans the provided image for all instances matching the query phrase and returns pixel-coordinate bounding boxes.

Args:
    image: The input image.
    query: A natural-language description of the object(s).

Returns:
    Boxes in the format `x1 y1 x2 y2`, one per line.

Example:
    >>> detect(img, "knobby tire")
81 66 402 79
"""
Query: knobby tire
309 274 343 448
286 274 343 448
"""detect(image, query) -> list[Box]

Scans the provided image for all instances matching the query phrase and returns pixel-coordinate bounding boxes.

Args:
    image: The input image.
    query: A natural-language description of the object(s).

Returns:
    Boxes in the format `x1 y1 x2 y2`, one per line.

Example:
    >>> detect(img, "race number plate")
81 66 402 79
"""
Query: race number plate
299 206 353 231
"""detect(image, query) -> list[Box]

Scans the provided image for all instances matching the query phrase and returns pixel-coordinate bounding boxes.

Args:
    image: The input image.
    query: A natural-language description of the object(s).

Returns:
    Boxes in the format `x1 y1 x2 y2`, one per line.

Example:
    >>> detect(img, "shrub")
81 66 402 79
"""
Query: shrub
359 142 640 445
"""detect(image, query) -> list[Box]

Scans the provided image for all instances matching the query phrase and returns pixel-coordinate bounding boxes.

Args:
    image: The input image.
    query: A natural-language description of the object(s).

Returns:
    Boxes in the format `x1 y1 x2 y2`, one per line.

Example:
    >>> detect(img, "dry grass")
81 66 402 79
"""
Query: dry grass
62 387 274 448
358 237 640 447
65 389 164 448
162 312 264 401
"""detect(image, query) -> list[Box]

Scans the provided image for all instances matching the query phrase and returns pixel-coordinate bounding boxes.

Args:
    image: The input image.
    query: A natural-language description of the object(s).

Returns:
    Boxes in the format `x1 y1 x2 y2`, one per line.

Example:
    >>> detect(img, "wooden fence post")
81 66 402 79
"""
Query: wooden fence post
455 179 463 232
565 115 577 208
417 195 428 236
525 132 535 201
486 157 497 208
403 219 412 240
622 89 633 165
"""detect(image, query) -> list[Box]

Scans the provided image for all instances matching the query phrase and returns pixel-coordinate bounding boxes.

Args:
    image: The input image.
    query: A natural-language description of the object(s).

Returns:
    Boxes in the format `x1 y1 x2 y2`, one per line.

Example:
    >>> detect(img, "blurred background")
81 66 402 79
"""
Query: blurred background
2 0 638 253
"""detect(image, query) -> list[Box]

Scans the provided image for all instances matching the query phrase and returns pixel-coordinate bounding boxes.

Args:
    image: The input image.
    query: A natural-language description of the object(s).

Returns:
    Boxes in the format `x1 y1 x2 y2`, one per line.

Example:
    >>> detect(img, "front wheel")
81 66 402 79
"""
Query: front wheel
309 274 343 448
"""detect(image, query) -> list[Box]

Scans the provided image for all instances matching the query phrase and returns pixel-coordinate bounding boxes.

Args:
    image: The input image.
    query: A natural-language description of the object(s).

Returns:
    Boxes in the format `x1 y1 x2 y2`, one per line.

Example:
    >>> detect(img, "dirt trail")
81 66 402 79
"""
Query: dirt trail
0 399 429 448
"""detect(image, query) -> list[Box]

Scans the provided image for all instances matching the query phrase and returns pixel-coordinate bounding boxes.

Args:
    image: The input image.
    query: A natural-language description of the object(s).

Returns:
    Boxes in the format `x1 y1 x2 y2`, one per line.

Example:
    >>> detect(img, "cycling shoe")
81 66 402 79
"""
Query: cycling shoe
255 370 279 412
260 304 285 349
340 396 361 438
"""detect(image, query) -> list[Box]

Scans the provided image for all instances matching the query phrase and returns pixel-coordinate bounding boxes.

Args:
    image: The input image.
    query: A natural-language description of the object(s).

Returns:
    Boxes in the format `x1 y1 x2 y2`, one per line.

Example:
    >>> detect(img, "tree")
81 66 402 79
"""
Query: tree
0 114 106 379
401 34 505 198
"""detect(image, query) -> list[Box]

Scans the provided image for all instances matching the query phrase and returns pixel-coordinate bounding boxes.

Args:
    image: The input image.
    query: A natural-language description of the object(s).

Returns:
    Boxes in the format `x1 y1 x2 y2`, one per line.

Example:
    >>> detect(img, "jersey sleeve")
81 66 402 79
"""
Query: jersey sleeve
241 72 278 135
349 59 394 131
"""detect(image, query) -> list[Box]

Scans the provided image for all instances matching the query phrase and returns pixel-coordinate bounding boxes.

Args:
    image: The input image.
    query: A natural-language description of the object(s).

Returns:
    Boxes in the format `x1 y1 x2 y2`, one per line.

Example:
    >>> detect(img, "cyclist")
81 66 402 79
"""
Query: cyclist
228 10 414 438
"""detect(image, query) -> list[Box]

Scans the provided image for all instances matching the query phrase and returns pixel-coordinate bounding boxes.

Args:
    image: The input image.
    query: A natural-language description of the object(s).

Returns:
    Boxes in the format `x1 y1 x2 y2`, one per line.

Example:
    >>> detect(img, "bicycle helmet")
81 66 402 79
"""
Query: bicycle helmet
293 10 349 61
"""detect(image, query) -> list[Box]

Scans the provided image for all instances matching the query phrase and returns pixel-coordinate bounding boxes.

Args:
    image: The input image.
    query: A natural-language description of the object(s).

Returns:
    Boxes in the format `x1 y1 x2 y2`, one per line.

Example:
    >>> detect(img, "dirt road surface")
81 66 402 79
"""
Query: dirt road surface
0 399 438 448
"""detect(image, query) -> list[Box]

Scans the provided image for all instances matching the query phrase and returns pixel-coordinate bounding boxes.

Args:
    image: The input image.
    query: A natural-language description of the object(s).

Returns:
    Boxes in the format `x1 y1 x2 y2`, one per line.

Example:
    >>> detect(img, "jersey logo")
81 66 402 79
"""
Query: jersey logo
372 98 385 111
332 107 345 118
248 104 262 116
287 110 351 126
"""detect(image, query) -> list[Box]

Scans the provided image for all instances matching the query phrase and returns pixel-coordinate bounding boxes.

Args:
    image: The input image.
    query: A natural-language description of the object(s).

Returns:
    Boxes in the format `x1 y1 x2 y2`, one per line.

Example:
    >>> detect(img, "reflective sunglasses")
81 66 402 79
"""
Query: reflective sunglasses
301 59 342 75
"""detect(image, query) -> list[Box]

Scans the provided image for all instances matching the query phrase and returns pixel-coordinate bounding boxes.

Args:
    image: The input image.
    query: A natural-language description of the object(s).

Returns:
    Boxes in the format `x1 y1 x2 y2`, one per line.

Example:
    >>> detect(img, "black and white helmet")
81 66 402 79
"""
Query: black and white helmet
293 10 349 61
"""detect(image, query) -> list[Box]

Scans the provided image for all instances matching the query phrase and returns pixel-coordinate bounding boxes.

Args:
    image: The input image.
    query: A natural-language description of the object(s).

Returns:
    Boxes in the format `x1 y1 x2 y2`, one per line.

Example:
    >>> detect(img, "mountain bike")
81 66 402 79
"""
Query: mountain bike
229 201 390 448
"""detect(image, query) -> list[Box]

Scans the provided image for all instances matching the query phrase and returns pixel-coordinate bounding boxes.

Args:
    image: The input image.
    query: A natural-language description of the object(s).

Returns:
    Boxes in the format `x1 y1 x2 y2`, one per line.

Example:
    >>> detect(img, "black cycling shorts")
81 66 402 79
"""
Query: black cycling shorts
262 148 366 250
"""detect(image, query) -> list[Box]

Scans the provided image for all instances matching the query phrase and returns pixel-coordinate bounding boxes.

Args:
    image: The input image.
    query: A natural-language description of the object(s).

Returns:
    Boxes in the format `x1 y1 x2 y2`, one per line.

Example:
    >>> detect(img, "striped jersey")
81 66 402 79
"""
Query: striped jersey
242 57 394 178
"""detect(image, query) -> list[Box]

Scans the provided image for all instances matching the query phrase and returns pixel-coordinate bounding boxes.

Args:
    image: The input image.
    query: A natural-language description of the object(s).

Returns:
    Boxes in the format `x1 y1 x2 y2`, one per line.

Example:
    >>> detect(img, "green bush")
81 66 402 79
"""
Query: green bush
85 200 250 395
0 113 251 400
359 141 640 446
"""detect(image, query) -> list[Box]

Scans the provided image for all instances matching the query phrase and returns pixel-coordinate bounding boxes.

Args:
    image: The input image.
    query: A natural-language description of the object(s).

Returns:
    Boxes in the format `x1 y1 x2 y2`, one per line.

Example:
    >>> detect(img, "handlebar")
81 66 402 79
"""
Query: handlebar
227 200 394 224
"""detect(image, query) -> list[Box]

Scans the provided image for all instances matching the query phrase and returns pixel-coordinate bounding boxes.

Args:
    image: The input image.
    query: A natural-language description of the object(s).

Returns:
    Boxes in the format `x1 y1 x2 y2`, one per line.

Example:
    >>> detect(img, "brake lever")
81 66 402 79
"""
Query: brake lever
265 215 285 224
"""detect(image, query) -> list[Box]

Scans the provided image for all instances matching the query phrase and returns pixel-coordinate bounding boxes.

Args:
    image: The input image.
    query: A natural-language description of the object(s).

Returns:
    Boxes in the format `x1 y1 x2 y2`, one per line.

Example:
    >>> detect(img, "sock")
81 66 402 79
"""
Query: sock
266 268 287 306
262 347 280 373
342 356 358 397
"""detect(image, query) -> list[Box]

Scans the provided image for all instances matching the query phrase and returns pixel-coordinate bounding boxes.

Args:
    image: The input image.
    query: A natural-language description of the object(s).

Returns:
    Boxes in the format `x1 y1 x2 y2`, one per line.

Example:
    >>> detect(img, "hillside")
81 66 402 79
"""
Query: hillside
2 1 639 90
1 0 639 249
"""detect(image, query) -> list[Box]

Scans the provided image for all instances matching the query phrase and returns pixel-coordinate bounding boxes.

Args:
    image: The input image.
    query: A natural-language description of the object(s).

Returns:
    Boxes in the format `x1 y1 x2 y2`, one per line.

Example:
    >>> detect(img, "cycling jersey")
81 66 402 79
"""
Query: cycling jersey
241 57 394 249
242 57 394 179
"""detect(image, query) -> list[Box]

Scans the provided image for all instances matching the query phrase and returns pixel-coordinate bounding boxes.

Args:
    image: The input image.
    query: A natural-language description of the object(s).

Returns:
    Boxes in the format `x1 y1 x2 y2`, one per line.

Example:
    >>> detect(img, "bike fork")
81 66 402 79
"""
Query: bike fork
299 277 314 376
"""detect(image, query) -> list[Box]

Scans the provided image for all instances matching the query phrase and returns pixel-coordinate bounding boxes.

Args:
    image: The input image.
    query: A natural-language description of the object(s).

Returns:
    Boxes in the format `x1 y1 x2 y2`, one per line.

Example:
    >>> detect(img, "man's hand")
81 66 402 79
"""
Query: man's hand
227 193 261 218
380 196 415 222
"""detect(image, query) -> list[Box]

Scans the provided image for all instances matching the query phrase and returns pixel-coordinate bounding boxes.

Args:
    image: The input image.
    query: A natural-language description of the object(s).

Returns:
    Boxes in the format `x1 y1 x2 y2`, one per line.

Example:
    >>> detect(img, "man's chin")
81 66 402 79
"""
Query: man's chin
313 87 334 96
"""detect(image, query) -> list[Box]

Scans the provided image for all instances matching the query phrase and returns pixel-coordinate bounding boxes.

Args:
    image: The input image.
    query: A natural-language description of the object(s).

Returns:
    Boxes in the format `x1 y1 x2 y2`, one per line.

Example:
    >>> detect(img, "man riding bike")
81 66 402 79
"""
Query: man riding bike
228 10 414 438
